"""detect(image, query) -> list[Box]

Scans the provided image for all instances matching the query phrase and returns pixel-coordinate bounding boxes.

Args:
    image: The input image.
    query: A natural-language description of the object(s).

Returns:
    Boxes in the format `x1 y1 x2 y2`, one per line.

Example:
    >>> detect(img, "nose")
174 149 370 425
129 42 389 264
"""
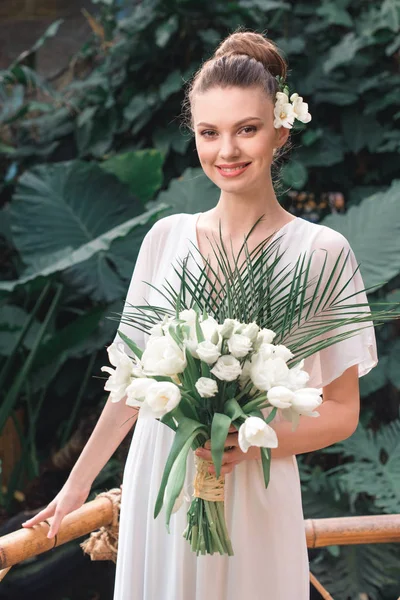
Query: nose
218 134 240 160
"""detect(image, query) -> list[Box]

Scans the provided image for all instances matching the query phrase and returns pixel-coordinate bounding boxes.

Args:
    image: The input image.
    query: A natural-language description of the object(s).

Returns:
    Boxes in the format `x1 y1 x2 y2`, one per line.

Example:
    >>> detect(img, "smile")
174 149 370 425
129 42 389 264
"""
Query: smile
216 163 251 177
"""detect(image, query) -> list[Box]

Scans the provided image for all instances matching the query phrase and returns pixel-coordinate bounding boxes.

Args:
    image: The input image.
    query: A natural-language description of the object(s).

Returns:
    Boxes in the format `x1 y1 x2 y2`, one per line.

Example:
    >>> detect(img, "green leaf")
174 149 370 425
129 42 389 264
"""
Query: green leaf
316 1 353 27
224 397 247 422
0 202 166 297
281 159 308 190
323 33 365 73
101 150 164 202
386 339 400 389
11 19 64 67
117 330 143 359
155 15 178 48
341 111 385 154
149 168 219 216
159 71 184 102
322 180 400 290
163 435 193 529
154 418 207 520
211 413 232 478
260 447 271 488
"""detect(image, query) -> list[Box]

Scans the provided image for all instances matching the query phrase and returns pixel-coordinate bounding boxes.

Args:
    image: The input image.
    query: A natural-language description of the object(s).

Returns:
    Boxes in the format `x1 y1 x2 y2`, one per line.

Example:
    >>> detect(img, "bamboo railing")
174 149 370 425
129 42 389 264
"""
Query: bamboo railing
0 495 399 594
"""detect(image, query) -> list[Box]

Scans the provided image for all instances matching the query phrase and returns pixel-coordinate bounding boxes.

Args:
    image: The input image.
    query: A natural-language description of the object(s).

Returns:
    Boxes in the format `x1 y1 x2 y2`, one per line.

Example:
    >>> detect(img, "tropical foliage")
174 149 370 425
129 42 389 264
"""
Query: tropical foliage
0 0 399 597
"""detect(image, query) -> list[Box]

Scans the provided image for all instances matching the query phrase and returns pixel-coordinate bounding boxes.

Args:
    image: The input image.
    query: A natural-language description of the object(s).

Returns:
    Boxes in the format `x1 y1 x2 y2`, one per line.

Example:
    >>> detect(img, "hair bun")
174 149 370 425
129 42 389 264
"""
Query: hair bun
214 31 287 80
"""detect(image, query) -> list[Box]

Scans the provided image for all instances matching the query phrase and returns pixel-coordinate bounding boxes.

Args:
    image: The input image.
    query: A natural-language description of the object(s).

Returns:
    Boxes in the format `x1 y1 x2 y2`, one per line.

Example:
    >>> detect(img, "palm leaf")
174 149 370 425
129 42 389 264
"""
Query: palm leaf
117 220 399 362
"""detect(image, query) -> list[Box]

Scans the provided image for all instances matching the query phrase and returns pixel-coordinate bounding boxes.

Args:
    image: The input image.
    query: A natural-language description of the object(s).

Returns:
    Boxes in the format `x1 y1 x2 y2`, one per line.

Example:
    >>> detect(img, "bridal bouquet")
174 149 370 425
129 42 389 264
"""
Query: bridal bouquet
101 221 397 556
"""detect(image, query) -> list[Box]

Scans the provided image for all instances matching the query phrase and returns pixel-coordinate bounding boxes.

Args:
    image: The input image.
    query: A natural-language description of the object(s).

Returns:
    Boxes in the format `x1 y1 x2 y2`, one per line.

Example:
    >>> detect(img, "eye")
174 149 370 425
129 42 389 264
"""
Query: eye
240 126 257 134
200 130 217 138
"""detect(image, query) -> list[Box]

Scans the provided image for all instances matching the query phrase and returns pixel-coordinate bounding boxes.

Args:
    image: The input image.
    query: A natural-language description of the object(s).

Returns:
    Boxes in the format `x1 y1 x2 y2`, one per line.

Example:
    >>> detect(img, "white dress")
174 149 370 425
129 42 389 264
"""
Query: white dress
112 213 377 600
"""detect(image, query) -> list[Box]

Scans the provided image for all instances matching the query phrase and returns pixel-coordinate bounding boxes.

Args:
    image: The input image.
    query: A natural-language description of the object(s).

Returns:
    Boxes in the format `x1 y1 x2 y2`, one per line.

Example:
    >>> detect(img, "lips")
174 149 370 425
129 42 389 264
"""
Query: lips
216 162 251 170
215 162 251 177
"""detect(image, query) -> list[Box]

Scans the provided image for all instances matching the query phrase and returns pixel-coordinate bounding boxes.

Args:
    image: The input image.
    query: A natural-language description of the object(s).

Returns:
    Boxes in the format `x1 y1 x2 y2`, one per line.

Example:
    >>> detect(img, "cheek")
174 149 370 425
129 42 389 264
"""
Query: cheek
195 139 215 166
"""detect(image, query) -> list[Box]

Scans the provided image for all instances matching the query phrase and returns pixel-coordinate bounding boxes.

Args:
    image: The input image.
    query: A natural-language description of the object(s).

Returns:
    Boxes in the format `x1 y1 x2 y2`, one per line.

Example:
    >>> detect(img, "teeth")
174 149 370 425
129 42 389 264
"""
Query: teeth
219 164 248 172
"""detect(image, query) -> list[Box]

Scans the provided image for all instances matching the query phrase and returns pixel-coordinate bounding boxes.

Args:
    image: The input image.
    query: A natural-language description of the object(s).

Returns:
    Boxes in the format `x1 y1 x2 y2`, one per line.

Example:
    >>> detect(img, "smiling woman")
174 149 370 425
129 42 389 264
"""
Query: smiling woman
22 29 377 600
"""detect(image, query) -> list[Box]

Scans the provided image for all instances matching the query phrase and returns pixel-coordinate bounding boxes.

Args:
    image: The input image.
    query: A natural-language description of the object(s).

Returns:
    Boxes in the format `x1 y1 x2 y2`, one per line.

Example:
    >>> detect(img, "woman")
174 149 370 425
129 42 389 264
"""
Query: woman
23 31 377 599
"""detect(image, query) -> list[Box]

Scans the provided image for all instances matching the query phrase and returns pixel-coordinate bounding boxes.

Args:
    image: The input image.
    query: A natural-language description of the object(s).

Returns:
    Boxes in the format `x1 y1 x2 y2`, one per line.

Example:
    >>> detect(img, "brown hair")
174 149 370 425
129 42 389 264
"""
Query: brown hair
183 30 288 130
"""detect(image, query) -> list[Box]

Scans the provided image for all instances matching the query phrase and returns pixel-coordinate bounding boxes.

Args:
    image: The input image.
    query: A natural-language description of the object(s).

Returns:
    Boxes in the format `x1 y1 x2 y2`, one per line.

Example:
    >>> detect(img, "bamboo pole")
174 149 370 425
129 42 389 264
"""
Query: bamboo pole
0 496 113 569
305 514 400 547
0 495 399 570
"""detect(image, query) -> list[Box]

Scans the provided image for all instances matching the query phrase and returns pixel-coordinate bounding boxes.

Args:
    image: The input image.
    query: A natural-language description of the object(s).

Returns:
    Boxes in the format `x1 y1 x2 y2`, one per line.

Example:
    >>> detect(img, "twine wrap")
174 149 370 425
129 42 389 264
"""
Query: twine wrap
193 456 225 502
80 487 121 562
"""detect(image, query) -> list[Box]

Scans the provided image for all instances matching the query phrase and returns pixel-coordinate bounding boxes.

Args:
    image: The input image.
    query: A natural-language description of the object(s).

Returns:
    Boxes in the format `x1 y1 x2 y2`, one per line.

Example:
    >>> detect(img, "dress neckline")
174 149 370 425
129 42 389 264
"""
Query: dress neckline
191 211 299 264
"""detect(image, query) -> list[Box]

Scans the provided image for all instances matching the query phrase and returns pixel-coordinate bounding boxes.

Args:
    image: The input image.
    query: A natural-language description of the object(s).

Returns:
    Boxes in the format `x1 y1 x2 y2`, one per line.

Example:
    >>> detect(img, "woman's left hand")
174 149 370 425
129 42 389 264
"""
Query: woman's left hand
194 427 260 476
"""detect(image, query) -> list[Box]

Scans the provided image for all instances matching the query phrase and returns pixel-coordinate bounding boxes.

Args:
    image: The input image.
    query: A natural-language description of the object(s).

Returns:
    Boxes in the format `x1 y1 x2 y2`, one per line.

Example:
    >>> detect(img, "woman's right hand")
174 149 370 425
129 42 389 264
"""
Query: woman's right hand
21 479 91 539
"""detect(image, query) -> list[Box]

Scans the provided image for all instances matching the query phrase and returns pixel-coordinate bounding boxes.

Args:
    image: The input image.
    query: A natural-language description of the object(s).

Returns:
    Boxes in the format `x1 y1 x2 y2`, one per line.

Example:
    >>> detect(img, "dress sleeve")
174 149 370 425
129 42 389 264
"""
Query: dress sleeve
111 227 155 356
302 227 378 389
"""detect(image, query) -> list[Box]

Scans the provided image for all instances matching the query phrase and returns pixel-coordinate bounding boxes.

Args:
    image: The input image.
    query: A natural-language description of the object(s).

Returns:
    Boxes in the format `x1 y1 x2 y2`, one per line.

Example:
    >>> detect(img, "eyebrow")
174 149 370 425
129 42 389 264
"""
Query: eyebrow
196 117 263 128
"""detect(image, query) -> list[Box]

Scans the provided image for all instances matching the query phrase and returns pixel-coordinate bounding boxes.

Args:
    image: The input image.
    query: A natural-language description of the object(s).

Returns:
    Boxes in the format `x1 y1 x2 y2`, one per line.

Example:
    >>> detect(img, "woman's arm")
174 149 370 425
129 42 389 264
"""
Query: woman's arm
22 395 139 536
197 365 360 474
68 395 139 487
269 364 359 458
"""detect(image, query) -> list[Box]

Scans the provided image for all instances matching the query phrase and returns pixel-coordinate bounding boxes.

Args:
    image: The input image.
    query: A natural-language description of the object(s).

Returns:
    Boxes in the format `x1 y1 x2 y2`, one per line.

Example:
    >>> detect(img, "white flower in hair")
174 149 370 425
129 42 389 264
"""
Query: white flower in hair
290 93 312 124
273 98 295 129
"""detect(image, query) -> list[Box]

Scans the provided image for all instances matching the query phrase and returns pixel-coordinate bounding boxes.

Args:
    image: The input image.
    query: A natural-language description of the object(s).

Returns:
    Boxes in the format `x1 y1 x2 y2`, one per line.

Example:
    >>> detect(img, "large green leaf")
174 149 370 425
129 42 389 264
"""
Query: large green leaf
10 160 142 266
311 543 399 600
322 181 400 290
101 149 164 202
0 204 167 298
149 167 219 216
332 418 400 514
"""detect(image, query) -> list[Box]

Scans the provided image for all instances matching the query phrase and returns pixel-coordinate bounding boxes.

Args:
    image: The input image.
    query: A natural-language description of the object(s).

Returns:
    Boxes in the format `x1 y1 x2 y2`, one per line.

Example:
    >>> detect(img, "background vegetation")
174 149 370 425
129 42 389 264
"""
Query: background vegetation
0 0 399 598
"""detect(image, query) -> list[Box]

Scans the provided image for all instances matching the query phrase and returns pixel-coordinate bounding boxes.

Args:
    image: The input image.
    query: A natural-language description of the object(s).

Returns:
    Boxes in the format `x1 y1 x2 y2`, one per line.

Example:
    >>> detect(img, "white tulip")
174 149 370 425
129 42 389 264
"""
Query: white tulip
253 328 276 349
210 355 242 381
280 387 322 431
140 381 181 419
274 100 295 129
179 308 198 324
238 416 278 453
141 336 186 376
219 318 241 339
196 340 221 365
195 377 218 398
291 388 322 414
125 377 154 407
273 344 294 362
238 359 252 390
101 343 135 403
267 386 294 409
257 343 275 360
249 355 289 391
290 93 312 124
227 333 253 358
286 360 310 390
201 316 220 344
238 322 259 342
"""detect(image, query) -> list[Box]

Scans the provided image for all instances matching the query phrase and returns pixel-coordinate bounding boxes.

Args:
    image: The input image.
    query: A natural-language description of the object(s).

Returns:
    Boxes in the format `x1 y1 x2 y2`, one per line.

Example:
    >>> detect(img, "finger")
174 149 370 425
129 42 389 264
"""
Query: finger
209 462 238 476
204 439 211 450
224 432 239 446
22 505 55 527
228 425 237 433
195 448 212 461
47 512 64 539
221 449 241 464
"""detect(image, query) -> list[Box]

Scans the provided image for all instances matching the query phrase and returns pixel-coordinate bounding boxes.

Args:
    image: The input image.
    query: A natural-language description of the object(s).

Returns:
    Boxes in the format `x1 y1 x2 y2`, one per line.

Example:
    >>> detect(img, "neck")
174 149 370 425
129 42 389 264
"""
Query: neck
211 177 290 238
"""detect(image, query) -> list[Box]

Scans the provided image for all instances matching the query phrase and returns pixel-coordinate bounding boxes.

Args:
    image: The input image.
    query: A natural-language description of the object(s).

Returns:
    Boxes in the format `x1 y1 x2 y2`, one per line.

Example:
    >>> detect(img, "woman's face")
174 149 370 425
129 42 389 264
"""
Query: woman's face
192 85 289 193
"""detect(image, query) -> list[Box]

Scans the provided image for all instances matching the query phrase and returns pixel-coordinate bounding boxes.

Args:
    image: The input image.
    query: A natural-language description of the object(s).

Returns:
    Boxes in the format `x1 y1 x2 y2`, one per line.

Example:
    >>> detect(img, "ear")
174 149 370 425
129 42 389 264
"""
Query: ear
274 125 290 149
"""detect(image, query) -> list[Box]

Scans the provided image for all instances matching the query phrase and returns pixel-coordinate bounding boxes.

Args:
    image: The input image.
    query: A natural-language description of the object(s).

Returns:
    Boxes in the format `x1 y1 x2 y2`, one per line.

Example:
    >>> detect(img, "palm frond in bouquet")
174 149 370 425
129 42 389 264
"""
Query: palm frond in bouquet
102 219 399 556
